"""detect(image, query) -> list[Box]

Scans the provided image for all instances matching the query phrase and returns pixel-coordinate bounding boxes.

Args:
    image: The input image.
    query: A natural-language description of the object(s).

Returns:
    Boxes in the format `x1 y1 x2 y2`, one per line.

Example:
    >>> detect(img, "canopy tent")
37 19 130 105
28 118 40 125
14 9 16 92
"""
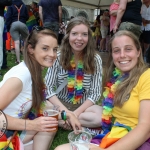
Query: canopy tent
60 0 113 9
23 0 113 9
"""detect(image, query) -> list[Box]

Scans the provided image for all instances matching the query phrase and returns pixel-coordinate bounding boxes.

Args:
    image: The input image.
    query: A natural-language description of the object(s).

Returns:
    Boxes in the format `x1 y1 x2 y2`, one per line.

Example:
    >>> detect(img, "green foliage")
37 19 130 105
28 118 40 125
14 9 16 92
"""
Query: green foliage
50 128 70 150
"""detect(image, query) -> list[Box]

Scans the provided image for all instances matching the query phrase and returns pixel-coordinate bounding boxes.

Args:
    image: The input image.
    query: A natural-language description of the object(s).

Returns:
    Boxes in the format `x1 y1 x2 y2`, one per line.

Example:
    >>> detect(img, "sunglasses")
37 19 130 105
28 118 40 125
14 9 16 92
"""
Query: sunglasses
28 26 45 42
32 25 44 31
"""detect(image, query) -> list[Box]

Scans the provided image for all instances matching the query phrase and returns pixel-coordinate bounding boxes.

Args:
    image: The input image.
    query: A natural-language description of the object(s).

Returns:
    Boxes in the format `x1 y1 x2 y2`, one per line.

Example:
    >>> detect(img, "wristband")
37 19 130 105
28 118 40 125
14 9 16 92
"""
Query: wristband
61 110 67 121
25 119 26 131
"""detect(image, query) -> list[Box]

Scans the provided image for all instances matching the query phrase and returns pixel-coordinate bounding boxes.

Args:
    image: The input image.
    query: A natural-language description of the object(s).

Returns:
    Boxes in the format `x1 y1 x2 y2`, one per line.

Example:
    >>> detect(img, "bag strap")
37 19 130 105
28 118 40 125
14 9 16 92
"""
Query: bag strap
14 4 23 21
55 78 68 94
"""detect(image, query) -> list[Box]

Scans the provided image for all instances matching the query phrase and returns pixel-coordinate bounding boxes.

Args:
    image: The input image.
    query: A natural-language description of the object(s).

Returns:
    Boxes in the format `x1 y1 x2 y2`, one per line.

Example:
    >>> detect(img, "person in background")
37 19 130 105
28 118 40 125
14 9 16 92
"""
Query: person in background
0 1 12 75
0 27 81 150
58 21 65 45
55 30 150 150
140 0 150 59
5 0 29 64
100 10 110 52
39 0 62 37
45 16 103 134
30 1 40 25
109 0 120 37
94 15 101 50
113 0 142 39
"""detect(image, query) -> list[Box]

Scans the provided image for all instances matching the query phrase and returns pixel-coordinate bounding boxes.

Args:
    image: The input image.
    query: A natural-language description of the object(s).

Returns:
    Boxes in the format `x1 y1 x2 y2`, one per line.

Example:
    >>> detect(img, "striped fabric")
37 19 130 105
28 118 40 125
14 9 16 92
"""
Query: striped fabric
45 51 103 104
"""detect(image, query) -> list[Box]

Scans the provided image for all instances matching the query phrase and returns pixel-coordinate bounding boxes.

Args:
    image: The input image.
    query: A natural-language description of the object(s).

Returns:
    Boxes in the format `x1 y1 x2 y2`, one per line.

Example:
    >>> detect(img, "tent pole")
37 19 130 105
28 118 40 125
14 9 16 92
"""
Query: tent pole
97 0 101 15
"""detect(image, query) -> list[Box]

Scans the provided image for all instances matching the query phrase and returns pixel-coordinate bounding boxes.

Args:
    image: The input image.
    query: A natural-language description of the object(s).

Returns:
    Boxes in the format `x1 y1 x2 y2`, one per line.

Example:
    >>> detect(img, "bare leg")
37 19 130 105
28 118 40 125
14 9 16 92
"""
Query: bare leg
14 40 20 63
24 143 33 150
23 130 56 150
33 131 56 150
55 143 99 150
100 38 106 51
78 105 102 128
55 143 70 150
144 43 150 55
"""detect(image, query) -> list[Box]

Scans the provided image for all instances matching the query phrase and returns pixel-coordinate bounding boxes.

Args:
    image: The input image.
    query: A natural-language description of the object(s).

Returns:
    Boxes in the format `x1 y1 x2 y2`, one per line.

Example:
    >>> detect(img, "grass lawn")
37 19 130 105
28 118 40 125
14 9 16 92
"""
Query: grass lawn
0 52 70 150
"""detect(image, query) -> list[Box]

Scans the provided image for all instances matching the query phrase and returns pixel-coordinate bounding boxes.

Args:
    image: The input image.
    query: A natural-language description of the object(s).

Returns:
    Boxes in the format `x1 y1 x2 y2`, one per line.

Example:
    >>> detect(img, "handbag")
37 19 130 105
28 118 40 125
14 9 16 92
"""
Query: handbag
0 0 12 6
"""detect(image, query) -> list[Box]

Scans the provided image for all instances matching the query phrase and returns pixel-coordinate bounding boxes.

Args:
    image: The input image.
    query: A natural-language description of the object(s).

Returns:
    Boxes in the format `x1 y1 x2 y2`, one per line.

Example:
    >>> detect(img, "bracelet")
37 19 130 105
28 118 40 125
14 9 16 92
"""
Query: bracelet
25 119 26 131
61 110 67 121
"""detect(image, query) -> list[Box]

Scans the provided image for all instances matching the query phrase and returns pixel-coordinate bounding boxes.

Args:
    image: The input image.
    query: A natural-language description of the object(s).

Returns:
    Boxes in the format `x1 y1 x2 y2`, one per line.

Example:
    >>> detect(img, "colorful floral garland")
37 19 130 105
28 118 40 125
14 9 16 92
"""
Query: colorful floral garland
67 55 84 104
102 68 128 131
28 85 46 120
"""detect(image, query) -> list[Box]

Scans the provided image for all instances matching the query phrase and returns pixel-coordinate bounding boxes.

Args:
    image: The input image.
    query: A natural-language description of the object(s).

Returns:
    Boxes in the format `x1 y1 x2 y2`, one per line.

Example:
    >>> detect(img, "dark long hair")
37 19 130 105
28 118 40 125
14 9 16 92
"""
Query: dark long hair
23 29 57 111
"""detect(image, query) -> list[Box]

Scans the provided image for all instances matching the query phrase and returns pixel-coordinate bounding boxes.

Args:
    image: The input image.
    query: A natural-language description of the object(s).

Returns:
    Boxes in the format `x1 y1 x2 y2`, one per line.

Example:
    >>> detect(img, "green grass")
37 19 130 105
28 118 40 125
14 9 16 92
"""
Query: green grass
0 52 70 150
51 129 70 149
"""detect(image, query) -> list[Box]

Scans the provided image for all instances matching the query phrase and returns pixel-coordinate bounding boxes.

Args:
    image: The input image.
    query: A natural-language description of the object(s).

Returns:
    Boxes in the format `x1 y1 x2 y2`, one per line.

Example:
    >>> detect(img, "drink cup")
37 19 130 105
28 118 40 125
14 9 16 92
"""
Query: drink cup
43 105 59 131
68 130 92 150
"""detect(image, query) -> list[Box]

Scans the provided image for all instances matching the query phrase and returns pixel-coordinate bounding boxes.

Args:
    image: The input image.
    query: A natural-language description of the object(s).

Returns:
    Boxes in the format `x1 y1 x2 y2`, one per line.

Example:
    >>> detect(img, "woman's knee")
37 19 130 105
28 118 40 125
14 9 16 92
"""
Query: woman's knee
54 144 70 150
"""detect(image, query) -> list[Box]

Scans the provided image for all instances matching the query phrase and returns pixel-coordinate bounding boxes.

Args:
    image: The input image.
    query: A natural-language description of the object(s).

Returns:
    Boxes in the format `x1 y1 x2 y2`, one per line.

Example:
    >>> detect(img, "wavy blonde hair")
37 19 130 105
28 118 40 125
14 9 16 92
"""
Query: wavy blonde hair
60 16 96 74
103 30 148 107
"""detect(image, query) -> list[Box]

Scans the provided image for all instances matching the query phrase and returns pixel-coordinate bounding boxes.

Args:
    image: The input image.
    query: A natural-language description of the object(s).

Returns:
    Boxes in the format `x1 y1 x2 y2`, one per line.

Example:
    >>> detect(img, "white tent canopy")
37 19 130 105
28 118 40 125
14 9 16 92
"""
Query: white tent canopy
23 0 113 9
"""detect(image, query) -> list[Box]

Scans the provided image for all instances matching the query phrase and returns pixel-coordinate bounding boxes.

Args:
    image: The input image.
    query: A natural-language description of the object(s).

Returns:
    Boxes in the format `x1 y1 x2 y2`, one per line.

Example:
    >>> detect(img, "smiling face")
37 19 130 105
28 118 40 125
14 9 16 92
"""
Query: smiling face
111 35 140 73
29 35 58 68
69 24 88 55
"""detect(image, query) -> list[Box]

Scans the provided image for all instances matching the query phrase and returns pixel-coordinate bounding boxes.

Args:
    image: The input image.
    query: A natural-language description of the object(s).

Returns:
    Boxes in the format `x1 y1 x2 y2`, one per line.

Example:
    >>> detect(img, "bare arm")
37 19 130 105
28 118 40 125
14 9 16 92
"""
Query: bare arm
110 10 118 16
58 6 62 24
48 95 68 112
0 78 23 110
114 0 127 32
0 78 58 132
90 100 150 150
39 6 43 24
74 99 93 117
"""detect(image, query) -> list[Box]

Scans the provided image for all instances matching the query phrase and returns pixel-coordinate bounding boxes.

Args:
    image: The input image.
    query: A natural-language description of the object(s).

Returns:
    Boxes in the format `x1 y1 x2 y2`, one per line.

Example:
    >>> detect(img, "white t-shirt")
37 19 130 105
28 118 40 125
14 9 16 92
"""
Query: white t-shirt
0 62 32 118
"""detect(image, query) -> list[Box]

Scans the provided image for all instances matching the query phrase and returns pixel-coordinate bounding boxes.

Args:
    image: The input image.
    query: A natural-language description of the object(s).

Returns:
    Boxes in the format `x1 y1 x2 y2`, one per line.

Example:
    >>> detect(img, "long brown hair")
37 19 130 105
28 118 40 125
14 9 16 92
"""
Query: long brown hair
103 30 148 107
23 29 57 111
60 16 96 74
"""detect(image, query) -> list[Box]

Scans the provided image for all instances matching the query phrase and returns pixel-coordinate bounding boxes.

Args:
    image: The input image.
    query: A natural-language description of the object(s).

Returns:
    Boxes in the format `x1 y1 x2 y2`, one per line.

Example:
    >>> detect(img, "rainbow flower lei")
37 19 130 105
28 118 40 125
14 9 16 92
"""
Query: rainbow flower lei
67 55 84 104
102 68 128 132
28 85 46 120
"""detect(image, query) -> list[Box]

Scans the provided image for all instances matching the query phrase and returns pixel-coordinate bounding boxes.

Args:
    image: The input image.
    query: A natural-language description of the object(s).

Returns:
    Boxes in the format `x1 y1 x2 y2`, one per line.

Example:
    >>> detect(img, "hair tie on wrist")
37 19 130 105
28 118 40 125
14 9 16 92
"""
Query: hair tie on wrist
61 110 67 121
25 119 26 131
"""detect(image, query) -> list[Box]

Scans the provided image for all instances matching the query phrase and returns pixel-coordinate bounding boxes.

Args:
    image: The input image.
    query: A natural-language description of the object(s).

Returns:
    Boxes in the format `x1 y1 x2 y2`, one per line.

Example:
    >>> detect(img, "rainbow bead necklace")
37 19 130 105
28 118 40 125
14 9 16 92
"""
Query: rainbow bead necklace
102 68 128 132
67 55 84 104
28 85 46 119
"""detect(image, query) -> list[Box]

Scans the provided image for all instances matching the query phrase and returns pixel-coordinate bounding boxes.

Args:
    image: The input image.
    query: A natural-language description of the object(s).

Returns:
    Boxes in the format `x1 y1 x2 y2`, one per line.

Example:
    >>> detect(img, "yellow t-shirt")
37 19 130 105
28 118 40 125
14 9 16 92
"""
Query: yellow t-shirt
112 68 150 129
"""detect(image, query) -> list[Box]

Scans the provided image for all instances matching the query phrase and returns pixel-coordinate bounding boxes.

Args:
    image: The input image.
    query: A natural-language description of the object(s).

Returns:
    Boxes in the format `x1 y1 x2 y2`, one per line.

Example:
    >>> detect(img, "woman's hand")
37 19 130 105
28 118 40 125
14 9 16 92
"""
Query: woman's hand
66 111 82 131
32 116 58 132
113 25 118 33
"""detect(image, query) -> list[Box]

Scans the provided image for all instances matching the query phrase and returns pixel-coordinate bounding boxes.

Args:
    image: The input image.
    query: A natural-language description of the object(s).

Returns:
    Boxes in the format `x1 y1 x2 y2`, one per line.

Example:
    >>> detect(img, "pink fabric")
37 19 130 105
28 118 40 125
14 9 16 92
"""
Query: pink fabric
109 3 119 32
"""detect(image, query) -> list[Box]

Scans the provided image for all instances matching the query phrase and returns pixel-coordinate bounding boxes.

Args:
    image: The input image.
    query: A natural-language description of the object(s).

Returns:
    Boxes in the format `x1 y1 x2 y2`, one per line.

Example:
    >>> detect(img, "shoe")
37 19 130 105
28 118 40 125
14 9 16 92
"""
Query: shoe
82 127 102 136
15 59 20 64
